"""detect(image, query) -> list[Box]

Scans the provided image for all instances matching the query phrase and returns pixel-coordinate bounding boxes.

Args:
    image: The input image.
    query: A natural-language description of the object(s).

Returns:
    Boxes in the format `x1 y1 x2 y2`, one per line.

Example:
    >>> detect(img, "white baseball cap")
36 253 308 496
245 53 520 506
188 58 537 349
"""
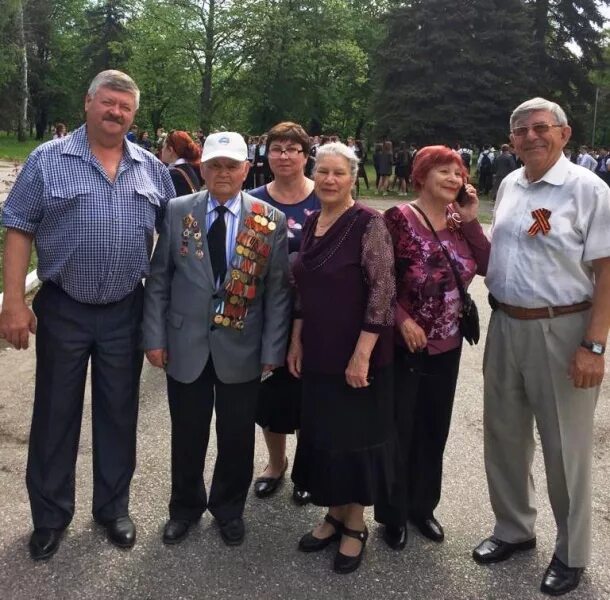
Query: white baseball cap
202 132 247 163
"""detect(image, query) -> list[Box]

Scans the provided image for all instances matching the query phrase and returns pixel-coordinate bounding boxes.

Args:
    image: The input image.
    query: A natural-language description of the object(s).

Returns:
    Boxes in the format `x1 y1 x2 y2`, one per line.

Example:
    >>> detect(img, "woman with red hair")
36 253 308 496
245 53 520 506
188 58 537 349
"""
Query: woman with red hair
161 131 203 196
375 145 490 550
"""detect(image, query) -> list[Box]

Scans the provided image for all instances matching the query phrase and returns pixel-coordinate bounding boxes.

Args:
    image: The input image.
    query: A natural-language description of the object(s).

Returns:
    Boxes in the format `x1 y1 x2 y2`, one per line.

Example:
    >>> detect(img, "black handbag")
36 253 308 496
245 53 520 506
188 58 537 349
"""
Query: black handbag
410 204 480 345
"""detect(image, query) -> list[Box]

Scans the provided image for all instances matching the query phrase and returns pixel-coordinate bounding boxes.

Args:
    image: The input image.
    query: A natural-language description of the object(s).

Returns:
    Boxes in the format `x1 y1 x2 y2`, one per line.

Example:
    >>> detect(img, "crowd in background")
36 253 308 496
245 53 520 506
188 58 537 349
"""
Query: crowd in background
50 121 610 197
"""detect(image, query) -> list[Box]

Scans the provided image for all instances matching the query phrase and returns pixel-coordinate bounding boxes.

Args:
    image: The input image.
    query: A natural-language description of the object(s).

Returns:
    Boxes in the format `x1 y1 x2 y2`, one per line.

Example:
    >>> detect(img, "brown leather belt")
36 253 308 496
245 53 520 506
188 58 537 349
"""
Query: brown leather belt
497 301 592 320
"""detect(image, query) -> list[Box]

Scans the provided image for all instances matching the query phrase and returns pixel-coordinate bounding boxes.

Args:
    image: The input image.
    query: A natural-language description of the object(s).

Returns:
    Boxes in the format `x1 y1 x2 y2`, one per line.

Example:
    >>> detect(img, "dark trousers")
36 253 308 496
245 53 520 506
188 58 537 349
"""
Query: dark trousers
27 282 144 529
375 345 461 526
167 360 259 523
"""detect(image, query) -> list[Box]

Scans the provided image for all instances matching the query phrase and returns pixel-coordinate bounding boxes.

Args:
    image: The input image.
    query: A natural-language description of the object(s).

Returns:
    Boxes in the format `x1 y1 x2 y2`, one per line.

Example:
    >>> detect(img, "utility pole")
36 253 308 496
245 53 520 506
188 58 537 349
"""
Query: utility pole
592 87 599 148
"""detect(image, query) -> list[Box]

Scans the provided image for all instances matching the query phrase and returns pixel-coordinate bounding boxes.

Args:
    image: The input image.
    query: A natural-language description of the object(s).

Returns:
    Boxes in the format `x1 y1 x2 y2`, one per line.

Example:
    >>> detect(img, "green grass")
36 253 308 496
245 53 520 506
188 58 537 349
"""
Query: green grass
0 228 38 293
0 133 45 161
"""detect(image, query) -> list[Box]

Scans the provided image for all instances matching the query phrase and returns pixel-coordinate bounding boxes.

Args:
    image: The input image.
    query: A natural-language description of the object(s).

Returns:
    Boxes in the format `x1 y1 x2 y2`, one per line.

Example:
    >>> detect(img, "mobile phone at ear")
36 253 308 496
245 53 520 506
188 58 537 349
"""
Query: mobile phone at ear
456 185 469 206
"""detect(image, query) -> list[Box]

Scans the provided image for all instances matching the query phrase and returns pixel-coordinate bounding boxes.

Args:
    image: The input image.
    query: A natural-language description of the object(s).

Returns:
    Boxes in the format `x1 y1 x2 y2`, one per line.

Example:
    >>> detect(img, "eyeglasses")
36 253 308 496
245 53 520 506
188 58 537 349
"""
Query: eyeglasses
268 146 304 158
511 123 563 137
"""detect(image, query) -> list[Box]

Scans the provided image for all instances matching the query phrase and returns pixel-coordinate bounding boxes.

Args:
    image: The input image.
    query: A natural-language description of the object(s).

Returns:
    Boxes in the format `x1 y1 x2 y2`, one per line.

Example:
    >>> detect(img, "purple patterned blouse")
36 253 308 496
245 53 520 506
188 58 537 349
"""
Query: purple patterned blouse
384 204 490 355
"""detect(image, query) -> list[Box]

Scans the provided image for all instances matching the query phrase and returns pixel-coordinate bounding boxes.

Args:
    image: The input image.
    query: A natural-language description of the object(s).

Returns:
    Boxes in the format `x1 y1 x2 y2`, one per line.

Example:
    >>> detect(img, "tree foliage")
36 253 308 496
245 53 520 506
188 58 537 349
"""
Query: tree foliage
374 0 609 144
0 0 607 145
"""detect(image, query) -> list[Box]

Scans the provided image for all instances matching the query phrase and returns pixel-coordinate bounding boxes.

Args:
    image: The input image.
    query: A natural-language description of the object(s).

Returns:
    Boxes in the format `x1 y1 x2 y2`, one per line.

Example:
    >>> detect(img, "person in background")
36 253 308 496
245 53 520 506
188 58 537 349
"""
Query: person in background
254 134 271 187
161 130 202 196
577 145 597 171
377 140 393 195
491 144 517 201
477 144 495 196
394 141 409 196
137 131 153 152
126 124 138 143
250 121 320 507
53 123 67 139
245 135 258 189
355 139 369 194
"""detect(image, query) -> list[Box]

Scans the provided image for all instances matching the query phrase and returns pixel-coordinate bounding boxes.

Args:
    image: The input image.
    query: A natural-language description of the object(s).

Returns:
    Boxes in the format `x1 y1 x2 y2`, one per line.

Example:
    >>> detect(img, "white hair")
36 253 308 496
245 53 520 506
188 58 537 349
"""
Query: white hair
510 97 568 129
314 142 359 179
87 70 140 109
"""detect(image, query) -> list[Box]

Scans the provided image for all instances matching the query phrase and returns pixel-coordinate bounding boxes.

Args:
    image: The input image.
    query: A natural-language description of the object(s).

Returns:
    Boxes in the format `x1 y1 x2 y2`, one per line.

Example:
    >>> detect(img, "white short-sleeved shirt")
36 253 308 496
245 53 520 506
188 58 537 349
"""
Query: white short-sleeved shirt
486 154 610 307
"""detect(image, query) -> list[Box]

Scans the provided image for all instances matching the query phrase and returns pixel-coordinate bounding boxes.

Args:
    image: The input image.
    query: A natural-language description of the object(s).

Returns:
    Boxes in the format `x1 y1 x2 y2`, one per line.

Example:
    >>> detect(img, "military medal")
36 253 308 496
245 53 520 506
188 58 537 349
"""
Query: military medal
211 201 280 330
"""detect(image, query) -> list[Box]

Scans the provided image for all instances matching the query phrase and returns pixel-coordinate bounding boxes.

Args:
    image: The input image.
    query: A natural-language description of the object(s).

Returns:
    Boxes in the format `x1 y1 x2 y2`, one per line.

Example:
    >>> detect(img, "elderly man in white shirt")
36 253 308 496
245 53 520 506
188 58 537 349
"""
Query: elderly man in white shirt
472 97 610 597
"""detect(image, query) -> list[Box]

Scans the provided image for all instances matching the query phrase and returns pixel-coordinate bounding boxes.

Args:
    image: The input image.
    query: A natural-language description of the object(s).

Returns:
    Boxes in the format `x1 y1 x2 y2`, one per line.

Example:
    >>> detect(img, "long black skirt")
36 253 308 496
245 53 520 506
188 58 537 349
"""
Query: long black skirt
291 365 398 507
256 366 301 434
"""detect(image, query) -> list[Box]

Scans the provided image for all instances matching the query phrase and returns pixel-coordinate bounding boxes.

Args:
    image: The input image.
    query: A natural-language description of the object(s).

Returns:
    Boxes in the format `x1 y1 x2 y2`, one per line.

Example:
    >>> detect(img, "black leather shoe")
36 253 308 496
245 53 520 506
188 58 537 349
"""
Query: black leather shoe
102 516 136 548
253 458 288 498
29 528 64 561
334 525 368 574
540 555 584 596
218 518 245 546
162 519 195 545
473 535 536 564
292 487 312 506
298 514 342 552
411 516 444 542
382 525 407 550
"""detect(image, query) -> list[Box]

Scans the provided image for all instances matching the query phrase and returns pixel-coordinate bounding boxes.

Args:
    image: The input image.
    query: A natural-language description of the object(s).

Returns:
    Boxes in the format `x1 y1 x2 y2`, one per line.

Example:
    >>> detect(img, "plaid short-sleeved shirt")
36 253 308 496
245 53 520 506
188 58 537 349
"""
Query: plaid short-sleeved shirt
2 125 176 304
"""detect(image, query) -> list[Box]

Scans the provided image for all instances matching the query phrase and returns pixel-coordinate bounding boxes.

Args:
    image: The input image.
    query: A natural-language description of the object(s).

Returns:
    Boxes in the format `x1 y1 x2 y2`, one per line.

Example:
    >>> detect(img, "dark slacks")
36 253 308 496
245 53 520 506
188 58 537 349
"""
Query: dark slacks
166 360 260 523
27 282 144 529
375 345 461 526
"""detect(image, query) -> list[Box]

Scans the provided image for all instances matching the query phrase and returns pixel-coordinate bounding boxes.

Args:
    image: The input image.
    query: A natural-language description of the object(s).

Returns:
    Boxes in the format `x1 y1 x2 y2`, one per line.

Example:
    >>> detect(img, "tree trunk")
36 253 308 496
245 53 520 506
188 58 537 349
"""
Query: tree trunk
200 0 215 133
532 0 549 75
16 0 29 142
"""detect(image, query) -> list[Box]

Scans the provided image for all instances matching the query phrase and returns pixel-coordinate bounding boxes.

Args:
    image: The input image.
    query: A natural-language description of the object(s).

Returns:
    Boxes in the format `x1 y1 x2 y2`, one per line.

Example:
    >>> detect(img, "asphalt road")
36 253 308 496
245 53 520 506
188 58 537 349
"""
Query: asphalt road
1 206 609 599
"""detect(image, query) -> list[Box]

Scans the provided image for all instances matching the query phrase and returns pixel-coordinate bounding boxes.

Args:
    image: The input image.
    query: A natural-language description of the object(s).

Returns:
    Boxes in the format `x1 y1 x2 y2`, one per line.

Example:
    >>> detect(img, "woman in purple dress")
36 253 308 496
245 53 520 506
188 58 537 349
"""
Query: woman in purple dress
375 145 490 550
288 143 397 574
250 122 320 506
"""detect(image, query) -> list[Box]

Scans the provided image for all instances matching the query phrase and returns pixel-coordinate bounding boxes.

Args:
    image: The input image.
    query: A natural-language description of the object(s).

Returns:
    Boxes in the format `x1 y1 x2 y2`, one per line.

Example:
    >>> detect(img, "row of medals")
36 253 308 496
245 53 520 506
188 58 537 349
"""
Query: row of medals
213 206 277 330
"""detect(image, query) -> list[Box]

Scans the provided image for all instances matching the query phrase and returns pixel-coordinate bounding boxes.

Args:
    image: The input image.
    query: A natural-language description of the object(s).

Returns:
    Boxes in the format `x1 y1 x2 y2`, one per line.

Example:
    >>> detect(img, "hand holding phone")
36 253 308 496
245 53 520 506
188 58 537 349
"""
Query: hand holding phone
456 184 469 206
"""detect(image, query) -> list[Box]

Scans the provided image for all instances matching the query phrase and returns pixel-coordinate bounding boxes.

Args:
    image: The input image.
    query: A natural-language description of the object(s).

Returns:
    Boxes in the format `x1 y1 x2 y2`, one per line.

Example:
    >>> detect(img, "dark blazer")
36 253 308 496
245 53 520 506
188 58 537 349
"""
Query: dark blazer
142 191 291 384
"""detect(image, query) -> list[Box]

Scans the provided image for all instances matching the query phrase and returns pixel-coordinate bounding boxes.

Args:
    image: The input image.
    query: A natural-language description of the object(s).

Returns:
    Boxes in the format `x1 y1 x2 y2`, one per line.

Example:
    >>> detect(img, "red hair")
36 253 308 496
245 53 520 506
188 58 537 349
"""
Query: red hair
411 145 468 191
165 131 201 168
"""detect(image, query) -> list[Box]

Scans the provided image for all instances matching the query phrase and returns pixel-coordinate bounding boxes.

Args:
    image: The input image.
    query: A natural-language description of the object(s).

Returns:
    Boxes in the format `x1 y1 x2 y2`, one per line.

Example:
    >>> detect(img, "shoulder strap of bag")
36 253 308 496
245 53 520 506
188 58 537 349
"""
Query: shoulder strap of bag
410 203 467 303
171 166 197 194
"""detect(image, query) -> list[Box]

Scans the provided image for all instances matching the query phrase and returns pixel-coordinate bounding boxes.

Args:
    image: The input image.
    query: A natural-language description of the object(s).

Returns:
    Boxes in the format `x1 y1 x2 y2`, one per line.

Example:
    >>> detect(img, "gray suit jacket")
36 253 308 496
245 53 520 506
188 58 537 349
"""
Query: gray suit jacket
142 190 291 384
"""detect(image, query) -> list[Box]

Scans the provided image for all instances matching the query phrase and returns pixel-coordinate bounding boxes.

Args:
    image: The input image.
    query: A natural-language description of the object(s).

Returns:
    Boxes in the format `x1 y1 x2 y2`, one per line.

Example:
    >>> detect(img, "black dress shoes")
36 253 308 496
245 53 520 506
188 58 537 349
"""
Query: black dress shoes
298 514 343 552
411 516 444 542
218 517 245 546
253 459 288 498
334 525 369 574
163 519 196 545
101 516 136 548
473 535 536 564
540 555 584 596
382 525 407 550
29 528 64 561
292 486 312 506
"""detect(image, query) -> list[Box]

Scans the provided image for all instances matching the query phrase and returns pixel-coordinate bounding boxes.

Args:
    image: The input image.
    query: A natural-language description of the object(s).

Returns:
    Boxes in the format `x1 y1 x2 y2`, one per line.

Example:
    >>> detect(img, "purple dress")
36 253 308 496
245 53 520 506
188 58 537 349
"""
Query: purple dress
291 203 399 507
250 185 321 434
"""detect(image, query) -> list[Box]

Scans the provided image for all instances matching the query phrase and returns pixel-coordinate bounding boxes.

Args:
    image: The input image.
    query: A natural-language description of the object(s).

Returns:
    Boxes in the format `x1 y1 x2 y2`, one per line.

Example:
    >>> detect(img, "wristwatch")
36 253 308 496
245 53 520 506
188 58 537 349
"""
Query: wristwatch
581 340 605 355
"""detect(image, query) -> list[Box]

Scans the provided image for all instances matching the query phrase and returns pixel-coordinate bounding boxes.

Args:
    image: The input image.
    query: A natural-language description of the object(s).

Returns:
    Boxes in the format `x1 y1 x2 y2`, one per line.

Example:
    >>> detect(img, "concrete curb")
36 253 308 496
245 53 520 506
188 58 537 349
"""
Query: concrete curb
0 269 39 307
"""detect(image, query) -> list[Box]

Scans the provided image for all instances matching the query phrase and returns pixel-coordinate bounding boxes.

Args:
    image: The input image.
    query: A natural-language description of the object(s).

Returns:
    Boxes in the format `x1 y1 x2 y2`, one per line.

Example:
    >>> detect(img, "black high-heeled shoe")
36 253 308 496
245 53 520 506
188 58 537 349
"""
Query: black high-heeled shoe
333 525 368 574
298 514 343 552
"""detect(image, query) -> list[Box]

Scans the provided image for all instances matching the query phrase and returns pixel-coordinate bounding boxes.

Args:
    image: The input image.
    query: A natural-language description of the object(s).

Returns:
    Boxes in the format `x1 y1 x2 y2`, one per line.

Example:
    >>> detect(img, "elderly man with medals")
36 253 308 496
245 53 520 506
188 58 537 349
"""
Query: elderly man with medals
142 132 290 546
